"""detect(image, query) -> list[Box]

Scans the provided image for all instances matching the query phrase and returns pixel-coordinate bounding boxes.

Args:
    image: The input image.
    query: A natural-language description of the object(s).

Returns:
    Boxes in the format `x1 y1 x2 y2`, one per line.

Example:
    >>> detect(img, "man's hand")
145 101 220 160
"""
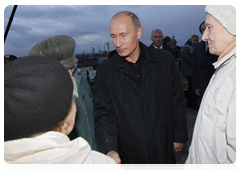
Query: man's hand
195 89 200 96
107 151 121 164
173 142 183 152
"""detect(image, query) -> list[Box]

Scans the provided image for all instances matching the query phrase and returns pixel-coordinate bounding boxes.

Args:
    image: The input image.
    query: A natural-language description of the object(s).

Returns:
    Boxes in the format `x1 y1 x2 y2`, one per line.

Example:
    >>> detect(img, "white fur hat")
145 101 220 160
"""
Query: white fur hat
205 5 236 35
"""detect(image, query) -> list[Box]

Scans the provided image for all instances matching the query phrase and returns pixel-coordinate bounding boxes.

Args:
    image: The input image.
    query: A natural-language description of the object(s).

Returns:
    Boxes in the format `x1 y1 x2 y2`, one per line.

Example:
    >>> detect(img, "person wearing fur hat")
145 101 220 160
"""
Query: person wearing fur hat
186 5 236 164
4 56 115 163
29 35 97 150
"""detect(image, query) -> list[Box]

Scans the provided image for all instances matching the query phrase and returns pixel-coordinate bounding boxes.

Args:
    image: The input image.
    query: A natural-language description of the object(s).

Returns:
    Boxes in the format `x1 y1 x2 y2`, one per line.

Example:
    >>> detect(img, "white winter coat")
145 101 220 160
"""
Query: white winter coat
4 131 116 164
186 48 236 164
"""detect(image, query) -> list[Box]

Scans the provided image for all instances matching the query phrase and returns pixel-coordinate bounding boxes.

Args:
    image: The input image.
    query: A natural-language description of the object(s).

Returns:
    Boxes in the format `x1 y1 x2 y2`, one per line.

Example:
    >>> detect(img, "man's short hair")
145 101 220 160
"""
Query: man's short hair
111 11 141 30
151 29 163 37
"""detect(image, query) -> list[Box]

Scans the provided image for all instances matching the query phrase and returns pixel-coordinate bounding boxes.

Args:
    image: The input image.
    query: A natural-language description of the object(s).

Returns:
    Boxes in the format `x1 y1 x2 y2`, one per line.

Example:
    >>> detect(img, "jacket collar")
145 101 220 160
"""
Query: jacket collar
150 43 163 49
212 47 236 69
112 41 160 72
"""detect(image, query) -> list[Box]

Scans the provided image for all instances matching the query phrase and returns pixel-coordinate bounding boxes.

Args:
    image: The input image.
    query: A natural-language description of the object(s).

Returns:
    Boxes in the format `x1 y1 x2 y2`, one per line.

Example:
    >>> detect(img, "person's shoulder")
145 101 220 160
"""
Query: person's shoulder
164 45 174 51
97 53 121 73
194 41 205 48
147 45 172 57
149 43 154 48
147 46 175 63
163 45 176 55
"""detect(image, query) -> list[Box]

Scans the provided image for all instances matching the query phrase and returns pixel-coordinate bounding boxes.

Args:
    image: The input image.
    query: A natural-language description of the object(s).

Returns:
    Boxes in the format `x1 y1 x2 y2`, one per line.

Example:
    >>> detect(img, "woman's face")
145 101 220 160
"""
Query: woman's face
191 37 199 45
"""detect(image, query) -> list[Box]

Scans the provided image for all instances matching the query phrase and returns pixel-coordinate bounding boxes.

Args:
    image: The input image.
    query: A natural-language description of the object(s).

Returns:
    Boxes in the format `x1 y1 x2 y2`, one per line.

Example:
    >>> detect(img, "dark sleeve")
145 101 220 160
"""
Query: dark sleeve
181 46 192 67
171 57 188 143
93 68 118 154
191 45 200 91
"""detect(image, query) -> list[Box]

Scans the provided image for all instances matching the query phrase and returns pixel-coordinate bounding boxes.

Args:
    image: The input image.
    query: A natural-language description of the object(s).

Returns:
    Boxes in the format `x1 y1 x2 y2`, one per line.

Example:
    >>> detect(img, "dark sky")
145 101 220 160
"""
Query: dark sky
4 5 208 57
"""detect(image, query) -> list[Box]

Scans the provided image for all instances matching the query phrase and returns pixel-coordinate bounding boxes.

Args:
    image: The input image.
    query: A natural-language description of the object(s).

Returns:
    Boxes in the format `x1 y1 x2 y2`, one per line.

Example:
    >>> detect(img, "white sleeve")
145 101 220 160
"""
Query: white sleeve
84 150 116 164
226 83 236 163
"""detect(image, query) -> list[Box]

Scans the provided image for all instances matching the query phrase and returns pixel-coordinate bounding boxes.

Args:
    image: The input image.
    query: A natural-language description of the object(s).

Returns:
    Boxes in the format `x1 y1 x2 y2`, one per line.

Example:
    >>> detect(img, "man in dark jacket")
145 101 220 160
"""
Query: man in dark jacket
192 21 218 105
94 11 188 164
149 29 177 61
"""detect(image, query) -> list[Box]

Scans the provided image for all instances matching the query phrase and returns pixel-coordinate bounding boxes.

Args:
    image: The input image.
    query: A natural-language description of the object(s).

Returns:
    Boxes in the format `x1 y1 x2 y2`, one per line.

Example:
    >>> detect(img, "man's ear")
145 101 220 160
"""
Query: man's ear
137 26 143 40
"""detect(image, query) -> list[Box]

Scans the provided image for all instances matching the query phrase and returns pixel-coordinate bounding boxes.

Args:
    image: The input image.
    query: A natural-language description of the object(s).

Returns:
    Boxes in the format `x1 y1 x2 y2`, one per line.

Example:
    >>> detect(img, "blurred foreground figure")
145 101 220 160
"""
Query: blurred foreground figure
4 56 115 164
186 5 236 164
29 35 97 150
4 54 17 64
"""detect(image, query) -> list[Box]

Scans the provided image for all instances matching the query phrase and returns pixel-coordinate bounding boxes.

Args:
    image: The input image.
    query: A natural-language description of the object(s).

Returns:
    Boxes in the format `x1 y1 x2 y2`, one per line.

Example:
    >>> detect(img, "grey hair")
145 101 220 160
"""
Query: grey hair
151 29 163 37
111 11 141 30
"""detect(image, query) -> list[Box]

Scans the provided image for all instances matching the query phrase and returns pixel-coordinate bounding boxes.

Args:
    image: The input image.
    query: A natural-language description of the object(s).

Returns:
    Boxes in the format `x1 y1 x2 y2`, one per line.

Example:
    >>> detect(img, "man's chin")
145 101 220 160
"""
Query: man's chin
117 52 128 58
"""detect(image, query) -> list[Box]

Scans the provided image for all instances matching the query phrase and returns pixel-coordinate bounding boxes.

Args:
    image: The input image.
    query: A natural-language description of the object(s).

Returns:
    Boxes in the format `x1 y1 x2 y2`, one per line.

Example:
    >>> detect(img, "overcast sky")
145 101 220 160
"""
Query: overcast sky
3 2 239 57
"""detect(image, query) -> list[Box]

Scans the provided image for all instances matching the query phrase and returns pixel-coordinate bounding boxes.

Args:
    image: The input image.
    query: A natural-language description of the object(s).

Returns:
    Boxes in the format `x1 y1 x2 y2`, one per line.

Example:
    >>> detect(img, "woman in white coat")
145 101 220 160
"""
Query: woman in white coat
4 56 116 164
186 5 236 164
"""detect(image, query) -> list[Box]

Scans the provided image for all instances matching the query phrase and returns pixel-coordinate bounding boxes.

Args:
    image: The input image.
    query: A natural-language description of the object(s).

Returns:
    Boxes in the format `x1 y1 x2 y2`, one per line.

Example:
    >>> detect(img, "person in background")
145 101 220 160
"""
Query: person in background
29 35 97 150
4 54 17 64
180 34 199 110
191 21 218 105
4 56 115 164
186 5 236 164
171 37 182 70
149 29 176 60
86 70 90 82
163 36 171 46
94 11 188 164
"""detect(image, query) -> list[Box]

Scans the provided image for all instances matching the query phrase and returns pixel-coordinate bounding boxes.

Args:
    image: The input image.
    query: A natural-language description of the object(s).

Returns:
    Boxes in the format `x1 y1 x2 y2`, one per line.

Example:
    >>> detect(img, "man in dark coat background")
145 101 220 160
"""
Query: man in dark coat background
149 29 177 61
192 21 218 105
94 11 188 164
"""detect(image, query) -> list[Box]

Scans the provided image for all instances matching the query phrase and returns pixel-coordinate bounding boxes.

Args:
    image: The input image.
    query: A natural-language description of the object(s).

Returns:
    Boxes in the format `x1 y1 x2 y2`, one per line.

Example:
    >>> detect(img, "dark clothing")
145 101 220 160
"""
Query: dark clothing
149 43 177 61
94 42 188 164
186 77 199 110
108 50 117 59
122 46 146 84
181 39 194 77
181 39 199 110
192 41 218 104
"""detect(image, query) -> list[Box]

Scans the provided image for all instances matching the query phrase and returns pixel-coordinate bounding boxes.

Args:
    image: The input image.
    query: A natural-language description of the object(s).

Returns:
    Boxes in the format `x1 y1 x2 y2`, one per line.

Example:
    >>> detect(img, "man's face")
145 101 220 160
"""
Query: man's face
191 37 199 45
110 15 142 58
202 14 235 56
151 30 164 48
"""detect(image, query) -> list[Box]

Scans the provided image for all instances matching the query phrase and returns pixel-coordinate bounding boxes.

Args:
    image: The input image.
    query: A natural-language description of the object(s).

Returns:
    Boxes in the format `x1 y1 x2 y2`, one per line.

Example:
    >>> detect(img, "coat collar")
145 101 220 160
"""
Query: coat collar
112 41 160 72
